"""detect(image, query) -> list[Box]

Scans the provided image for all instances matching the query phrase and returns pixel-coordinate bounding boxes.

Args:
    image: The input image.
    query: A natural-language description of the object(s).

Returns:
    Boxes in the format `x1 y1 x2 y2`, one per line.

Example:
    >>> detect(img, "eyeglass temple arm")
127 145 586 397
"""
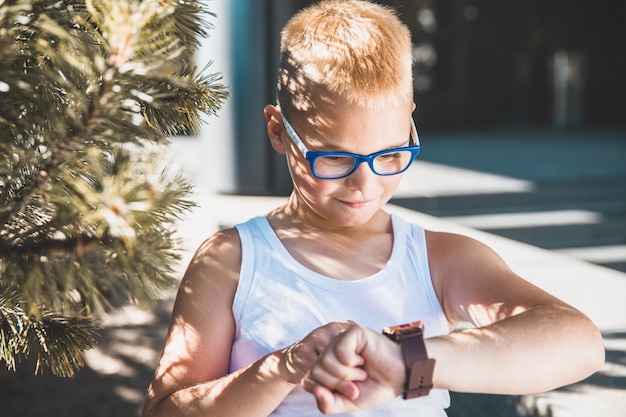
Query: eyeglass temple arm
282 112 419 150
280 113 310 156
410 117 420 147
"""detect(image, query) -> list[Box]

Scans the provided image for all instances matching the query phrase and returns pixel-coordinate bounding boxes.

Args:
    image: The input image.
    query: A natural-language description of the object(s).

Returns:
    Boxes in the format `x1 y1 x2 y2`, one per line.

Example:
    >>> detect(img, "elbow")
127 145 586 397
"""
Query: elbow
141 400 156 417
574 318 605 381
586 326 606 375
142 400 167 417
142 390 165 417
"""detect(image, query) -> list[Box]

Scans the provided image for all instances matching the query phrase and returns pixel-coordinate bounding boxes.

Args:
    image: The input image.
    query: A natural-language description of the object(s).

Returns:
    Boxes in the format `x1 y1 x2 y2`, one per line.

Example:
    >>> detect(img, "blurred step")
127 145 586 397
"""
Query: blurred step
444 209 602 229
554 245 626 273
392 176 626 274
444 210 626 249
392 179 626 217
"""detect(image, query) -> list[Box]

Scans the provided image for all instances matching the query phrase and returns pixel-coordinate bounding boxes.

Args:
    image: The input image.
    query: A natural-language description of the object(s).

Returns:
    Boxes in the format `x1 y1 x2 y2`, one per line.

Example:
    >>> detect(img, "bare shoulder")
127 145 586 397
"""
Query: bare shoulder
184 227 242 290
173 226 242 334
424 230 561 327
425 230 509 289
425 230 507 273
145 227 242 408
171 225 243 339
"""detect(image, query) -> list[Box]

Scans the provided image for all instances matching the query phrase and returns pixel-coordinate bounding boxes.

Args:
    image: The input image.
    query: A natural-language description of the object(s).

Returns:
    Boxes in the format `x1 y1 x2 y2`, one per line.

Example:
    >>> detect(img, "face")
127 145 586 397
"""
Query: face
266 99 415 229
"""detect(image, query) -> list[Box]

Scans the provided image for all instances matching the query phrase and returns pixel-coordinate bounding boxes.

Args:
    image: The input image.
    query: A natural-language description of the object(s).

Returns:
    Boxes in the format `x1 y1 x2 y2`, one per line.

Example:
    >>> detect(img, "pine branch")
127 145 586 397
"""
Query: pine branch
0 0 228 376
143 62 230 136
0 232 106 257
1 147 195 316
0 294 98 377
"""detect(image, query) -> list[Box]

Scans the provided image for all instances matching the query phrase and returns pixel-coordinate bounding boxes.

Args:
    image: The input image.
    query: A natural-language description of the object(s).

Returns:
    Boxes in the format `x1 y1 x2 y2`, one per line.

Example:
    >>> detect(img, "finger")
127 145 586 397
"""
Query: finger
309 322 353 357
334 380 361 400
307 363 347 393
311 384 360 415
303 368 363 399
311 353 368 389
311 384 336 414
333 345 366 369
328 326 368 368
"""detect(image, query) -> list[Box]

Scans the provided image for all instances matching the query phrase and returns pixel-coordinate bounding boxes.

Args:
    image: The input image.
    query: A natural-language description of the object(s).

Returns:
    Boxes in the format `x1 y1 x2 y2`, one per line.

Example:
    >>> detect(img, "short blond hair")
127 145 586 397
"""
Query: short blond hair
277 0 413 116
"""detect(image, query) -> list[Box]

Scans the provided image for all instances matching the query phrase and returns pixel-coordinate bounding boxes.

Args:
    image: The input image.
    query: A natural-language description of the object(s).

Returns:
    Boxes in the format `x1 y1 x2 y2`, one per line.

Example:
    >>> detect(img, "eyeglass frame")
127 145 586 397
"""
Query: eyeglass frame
280 112 421 180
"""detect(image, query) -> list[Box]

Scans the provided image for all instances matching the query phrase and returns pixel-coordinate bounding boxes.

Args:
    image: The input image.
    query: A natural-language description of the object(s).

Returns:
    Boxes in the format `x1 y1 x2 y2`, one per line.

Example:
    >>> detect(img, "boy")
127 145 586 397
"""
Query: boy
142 1 604 416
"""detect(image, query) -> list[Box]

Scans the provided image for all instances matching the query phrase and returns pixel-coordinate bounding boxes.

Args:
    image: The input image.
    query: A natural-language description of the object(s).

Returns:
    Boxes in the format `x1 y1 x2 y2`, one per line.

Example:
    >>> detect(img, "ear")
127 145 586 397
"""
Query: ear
264 105 286 154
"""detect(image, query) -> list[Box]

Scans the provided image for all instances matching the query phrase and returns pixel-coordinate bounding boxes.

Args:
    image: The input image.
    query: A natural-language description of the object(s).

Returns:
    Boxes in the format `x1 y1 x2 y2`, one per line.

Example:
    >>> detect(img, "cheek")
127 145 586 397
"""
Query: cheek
385 175 404 192
287 153 311 182
380 176 405 201
297 175 336 203
288 159 339 202
287 153 322 194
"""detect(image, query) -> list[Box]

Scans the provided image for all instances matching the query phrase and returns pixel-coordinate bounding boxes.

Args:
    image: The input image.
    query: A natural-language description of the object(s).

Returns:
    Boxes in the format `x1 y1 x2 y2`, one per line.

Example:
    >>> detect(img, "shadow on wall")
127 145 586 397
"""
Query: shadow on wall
0 296 175 417
448 392 553 417
1 301 623 417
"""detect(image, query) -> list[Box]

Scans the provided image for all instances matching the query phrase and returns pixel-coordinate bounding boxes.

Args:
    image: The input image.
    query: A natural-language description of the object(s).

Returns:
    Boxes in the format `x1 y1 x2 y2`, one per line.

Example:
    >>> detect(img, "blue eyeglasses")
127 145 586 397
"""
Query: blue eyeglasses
280 113 421 180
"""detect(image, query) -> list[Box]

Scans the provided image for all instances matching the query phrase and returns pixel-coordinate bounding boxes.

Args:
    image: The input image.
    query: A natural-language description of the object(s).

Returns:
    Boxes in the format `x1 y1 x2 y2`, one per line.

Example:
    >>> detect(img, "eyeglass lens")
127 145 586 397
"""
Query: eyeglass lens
313 150 415 179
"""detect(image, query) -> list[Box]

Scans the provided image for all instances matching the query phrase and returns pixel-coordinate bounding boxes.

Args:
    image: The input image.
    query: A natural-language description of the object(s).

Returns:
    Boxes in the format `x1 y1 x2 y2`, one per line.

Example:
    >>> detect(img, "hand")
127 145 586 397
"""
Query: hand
280 322 354 385
302 323 406 414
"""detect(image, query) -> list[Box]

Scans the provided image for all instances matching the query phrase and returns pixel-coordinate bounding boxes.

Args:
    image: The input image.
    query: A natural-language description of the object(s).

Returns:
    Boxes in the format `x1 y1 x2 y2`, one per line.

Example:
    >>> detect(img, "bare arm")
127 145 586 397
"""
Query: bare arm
304 232 605 414
142 229 351 417
426 231 604 394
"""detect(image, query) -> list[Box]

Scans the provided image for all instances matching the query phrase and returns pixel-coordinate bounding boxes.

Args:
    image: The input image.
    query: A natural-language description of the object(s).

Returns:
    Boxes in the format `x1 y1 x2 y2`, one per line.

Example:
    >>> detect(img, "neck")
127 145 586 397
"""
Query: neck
268 192 391 236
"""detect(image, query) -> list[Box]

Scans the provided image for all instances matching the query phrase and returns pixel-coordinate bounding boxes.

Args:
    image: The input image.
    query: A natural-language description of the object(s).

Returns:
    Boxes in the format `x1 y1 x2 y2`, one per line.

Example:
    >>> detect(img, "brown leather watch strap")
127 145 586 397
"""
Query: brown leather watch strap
383 321 435 399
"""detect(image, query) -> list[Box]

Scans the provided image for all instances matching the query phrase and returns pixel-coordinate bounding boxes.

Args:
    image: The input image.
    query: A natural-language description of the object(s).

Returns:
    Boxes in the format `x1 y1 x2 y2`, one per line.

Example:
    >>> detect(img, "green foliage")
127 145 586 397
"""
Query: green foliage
0 0 228 376
1 293 97 377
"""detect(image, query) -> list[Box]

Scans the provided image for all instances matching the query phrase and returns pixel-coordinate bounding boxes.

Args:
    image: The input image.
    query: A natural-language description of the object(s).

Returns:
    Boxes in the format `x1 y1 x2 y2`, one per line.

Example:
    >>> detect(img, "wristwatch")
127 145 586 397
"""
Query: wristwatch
382 320 435 399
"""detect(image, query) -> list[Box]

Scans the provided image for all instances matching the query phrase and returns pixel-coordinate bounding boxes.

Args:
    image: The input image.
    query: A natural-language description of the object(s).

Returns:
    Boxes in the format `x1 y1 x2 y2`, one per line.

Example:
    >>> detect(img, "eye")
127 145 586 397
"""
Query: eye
377 152 402 161
319 155 354 165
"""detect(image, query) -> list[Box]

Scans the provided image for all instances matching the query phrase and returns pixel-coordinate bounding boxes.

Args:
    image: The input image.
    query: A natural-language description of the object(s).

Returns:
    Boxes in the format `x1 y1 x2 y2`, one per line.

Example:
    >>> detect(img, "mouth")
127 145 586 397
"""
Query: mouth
339 199 371 209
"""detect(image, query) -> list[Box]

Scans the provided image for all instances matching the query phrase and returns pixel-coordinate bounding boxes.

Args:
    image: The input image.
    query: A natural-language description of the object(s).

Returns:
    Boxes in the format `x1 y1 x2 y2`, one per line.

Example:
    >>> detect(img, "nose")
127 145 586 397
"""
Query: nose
344 160 376 189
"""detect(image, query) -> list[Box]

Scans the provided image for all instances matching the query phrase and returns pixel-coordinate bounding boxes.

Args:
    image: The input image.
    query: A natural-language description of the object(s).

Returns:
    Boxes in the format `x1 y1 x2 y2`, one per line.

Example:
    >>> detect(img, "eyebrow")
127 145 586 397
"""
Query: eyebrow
281 113 415 154
324 140 410 154
322 134 411 153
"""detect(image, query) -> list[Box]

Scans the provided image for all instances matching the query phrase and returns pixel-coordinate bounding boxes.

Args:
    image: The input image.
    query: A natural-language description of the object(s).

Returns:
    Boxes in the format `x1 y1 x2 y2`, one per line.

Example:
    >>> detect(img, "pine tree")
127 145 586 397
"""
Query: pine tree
0 0 228 377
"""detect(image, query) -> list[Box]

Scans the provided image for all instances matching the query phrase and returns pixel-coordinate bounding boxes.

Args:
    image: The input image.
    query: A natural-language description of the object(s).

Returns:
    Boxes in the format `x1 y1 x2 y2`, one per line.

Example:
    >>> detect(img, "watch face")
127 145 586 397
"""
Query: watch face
385 321 424 339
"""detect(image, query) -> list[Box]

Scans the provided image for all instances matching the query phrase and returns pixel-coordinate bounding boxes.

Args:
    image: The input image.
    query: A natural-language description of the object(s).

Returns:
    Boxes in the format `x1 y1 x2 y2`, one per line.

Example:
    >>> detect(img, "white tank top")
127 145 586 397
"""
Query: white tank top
232 214 450 416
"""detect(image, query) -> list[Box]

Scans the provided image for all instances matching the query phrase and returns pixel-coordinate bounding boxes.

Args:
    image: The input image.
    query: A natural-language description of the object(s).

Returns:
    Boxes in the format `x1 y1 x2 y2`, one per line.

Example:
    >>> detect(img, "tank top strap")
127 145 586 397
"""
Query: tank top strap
232 216 263 324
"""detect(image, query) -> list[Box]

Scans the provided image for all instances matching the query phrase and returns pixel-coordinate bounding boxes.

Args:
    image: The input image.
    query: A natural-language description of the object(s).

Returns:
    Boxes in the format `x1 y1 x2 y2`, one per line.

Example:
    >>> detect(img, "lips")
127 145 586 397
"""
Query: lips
340 199 371 209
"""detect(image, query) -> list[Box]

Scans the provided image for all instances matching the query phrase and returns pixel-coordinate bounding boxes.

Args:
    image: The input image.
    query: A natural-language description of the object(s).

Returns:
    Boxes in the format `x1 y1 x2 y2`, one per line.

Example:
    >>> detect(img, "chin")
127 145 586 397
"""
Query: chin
329 210 378 228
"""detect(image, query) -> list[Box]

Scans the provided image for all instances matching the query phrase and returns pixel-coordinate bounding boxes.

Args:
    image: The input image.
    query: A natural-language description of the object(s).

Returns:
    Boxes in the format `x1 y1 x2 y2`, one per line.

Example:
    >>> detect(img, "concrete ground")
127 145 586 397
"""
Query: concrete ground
1 131 625 417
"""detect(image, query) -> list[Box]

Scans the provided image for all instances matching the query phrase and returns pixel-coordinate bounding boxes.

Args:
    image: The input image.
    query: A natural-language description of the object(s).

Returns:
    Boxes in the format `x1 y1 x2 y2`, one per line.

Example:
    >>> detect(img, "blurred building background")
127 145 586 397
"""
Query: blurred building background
200 0 626 272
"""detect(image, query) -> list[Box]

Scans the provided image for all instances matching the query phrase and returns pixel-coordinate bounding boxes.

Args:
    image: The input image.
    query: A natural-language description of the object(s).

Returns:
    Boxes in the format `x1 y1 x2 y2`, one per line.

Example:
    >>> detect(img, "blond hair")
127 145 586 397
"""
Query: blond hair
277 0 413 116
